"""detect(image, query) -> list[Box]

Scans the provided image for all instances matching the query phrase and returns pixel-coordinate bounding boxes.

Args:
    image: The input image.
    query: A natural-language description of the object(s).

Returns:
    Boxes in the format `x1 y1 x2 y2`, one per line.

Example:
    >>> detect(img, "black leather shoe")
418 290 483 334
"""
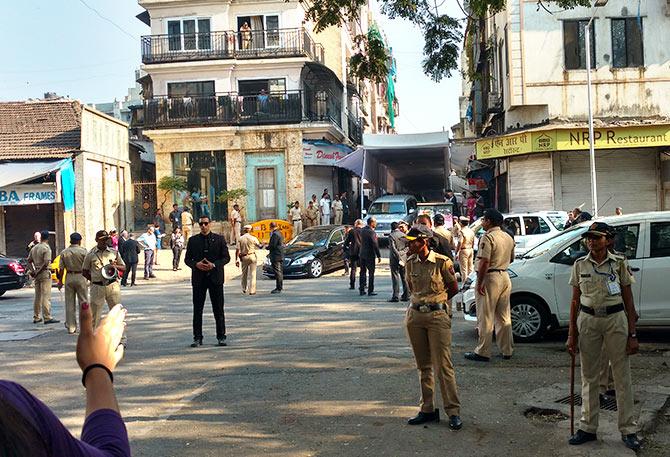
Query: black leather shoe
502 355 512 360
349 286 355 290
448 415 463 430
368 292 378 296
217 339 228 347
464 352 490 362
621 434 640 450
271 289 281 294
407 409 440 425
43 319 60 325
388 297 399 302
190 339 203 348
400 295 409 302
569 429 597 445
360 291 366 296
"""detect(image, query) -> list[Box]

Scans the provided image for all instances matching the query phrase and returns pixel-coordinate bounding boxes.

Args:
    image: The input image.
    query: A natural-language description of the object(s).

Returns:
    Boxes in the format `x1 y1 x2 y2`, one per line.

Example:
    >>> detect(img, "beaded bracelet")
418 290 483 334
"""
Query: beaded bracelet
82 364 114 387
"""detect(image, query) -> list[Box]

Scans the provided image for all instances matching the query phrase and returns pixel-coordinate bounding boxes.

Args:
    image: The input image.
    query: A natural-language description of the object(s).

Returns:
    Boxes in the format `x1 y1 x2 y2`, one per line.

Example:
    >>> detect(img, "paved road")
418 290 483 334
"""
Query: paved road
1 255 669 456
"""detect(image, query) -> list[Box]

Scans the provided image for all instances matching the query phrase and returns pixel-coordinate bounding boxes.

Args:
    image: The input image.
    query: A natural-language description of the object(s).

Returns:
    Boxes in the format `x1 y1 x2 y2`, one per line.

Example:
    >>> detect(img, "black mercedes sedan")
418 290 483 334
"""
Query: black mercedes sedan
263 225 347 278
0 254 29 296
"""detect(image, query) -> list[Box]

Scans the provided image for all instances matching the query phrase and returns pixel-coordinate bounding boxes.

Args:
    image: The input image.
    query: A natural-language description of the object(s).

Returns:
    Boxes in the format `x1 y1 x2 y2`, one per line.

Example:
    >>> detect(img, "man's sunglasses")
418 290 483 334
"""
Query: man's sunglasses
200 221 209 225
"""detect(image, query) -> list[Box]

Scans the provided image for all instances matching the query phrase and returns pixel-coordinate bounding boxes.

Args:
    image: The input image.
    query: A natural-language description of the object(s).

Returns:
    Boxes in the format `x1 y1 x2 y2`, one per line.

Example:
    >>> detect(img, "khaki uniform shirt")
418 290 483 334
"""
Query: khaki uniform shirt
569 251 634 309
237 233 261 256
460 227 475 250
433 226 454 247
306 206 319 222
289 207 302 221
332 200 343 212
60 245 87 273
181 211 194 227
476 226 515 270
230 209 241 224
28 242 52 276
83 247 125 283
405 250 457 305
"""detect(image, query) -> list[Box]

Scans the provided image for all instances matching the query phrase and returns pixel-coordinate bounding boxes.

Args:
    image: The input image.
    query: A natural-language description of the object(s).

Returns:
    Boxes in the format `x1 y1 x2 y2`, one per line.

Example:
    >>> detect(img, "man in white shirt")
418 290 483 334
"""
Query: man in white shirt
289 201 303 235
137 226 158 279
320 194 331 225
229 204 242 246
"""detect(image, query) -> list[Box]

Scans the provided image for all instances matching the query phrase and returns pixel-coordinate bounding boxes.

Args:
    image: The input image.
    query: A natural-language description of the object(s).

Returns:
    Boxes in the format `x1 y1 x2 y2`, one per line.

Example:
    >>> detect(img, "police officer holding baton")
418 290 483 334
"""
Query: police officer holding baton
566 222 640 451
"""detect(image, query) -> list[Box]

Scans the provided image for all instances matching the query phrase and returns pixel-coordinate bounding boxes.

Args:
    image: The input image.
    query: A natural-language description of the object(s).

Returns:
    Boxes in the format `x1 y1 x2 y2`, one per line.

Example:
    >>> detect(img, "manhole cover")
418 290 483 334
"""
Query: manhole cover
555 394 617 411
524 407 568 423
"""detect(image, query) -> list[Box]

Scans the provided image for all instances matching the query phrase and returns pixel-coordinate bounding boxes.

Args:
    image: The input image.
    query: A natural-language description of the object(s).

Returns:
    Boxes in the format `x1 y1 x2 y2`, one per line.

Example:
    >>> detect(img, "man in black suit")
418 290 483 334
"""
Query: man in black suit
185 215 231 347
118 232 140 287
344 219 363 290
268 221 284 294
359 217 381 296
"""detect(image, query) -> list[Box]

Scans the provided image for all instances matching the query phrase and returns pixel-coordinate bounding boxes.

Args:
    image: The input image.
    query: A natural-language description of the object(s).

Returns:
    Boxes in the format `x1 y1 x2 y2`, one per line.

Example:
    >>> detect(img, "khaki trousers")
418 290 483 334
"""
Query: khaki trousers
577 311 637 434
474 271 513 358
405 308 460 416
64 273 88 332
459 249 474 281
599 345 614 393
33 272 52 321
292 220 302 236
90 282 121 327
334 210 343 225
241 254 257 294
231 222 241 245
183 225 192 243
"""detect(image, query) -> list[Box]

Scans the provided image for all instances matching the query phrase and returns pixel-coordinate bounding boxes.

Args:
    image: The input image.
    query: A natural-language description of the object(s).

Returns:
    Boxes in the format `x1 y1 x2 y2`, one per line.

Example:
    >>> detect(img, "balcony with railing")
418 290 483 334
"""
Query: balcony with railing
136 90 343 130
141 28 325 65
347 112 363 145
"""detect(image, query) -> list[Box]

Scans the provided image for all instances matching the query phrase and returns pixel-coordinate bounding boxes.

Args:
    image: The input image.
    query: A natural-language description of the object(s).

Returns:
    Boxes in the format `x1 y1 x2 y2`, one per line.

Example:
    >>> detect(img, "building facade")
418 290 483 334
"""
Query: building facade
134 0 396 226
457 0 670 214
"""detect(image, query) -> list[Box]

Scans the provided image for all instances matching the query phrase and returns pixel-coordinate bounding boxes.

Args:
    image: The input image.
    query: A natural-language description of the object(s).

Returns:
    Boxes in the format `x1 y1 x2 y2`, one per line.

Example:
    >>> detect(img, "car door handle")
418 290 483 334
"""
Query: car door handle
630 267 640 272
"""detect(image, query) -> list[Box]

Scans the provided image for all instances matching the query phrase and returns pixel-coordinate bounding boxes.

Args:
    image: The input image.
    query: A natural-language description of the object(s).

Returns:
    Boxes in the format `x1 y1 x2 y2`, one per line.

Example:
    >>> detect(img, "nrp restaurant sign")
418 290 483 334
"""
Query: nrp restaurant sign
0 184 57 206
476 124 670 159
303 141 352 166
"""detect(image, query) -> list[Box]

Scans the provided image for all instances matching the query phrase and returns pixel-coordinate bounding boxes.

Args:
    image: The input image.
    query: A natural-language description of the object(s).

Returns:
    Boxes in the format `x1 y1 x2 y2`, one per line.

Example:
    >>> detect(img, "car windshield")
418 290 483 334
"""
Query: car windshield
522 226 588 259
368 202 406 214
546 214 569 231
288 229 329 247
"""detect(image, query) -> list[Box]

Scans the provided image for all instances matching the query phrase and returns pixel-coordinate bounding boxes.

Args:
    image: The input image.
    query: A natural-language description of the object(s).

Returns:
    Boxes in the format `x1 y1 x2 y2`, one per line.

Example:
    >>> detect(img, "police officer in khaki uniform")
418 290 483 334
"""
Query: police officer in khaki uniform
305 200 319 228
567 222 640 450
27 230 59 325
235 225 263 295
57 232 89 333
83 230 125 327
465 208 515 362
458 216 475 281
403 225 462 430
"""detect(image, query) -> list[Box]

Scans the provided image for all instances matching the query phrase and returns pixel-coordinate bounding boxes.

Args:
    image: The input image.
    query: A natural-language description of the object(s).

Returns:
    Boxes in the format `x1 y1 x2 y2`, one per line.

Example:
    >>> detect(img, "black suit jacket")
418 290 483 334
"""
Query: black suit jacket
118 239 140 264
185 232 231 285
359 225 381 260
268 230 285 262
344 227 362 259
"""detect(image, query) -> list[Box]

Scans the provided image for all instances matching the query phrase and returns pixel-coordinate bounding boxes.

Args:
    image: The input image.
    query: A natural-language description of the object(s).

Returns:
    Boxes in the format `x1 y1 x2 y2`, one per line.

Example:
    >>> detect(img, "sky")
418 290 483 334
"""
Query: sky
0 0 464 135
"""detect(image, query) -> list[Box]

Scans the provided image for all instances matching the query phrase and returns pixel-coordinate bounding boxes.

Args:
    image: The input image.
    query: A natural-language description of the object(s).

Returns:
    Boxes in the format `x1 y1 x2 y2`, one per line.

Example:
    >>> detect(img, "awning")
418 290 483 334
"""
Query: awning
335 146 365 177
0 159 70 187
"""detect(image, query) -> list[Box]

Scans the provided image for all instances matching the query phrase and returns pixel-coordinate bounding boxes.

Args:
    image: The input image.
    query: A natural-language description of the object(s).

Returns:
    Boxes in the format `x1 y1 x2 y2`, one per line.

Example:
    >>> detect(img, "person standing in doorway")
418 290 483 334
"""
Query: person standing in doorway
332 194 344 225
170 227 185 271
268 222 285 294
119 233 140 287
57 232 88 333
236 225 262 295
388 221 409 302
344 219 363 290
83 230 124 327
28 230 58 325
320 193 331 225
137 226 157 280
229 204 242 246
240 22 252 50
185 215 230 347
359 217 381 296
465 209 515 362
169 203 182 231
289 201 303 236
181 207 194 243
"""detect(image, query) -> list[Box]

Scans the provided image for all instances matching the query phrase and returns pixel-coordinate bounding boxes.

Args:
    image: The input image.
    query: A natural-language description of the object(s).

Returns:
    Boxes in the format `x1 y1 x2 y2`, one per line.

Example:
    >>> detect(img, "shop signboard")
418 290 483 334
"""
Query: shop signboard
0 184 57 206
303 142 352 166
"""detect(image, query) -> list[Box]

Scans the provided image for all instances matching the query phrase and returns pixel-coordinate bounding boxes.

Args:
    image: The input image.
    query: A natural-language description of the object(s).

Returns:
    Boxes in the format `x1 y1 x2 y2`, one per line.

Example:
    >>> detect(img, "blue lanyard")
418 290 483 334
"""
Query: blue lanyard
593 262 616 282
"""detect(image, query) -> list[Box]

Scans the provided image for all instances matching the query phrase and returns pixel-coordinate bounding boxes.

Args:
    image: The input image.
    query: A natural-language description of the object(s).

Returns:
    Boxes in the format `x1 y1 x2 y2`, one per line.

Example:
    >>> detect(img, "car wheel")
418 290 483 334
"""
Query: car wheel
308 259 323 278
510 296 548 343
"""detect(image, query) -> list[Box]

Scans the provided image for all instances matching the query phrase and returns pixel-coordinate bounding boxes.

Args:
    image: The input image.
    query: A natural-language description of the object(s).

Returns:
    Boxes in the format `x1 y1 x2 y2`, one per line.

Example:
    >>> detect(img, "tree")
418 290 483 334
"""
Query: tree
157 176 187 213
303 0 590 82
217 188 249 206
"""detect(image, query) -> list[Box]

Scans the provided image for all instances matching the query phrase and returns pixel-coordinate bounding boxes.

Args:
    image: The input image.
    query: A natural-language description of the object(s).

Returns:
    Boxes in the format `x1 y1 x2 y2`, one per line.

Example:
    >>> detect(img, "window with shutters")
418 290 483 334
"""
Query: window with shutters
611 18 644 68
563 20 595 70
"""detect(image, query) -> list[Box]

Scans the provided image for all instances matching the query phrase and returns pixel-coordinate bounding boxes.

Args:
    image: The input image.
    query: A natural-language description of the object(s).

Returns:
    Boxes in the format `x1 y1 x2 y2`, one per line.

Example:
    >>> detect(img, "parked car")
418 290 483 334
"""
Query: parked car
365 194 418 240
262 225 346 279
0 254 29 296
461 212 670 342
469 211 568 256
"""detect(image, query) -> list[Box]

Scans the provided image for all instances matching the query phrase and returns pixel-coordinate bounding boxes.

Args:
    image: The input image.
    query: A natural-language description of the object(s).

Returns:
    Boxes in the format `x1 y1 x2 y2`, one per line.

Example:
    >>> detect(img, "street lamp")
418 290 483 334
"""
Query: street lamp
584 0 607 217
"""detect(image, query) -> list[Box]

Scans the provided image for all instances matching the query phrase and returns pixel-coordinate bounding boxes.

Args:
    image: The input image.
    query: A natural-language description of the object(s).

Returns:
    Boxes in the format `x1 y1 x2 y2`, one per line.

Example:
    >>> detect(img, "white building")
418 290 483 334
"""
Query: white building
459 0 670 214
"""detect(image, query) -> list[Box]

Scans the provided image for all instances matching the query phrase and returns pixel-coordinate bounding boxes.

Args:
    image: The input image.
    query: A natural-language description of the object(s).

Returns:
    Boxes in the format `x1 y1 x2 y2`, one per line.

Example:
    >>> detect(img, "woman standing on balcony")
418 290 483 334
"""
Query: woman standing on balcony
240 22 252 50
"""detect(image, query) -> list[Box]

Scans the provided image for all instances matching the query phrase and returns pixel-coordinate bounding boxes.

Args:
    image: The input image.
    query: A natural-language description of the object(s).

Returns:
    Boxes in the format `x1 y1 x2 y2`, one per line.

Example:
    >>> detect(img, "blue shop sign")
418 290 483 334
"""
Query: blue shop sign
0 184 57 206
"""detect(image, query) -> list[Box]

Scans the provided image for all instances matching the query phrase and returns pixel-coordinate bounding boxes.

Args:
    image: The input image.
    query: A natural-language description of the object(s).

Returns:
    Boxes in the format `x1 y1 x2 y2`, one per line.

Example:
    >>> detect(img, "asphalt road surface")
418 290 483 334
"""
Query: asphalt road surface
1 255 669 457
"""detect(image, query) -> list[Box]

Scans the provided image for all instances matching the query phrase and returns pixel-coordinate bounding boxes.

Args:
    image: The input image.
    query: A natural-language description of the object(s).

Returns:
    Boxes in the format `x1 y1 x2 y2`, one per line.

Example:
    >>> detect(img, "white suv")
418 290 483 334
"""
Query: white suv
461 212 670 342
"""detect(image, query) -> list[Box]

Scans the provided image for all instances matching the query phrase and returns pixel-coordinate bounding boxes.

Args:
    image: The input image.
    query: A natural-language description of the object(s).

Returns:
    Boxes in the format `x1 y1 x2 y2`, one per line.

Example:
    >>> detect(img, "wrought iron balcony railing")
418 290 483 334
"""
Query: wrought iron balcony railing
347 112 363 145
141 28 325 64
137 90 342 129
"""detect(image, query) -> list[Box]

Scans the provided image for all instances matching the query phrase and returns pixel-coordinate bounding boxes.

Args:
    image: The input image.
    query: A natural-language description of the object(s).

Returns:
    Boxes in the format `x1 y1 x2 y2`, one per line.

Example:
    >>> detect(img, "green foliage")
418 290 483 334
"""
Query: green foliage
306 0 591 82
157 176 187 210
217 188 249 204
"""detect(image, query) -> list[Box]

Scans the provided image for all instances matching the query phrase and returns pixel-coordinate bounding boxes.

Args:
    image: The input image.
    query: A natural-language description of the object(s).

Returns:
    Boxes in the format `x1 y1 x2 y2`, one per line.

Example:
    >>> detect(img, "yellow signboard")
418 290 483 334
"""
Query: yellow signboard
250 219 293 244
476 124 670 159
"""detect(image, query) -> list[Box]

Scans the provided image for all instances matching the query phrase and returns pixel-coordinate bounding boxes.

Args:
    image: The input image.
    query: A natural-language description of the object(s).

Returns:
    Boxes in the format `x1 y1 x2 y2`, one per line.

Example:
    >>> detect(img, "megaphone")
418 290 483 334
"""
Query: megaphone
101 262 119 281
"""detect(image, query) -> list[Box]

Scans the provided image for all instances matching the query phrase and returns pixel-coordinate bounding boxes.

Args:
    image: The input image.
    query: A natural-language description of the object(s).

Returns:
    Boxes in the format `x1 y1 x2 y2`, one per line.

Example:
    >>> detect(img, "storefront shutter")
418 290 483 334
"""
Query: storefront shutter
508 153 554 212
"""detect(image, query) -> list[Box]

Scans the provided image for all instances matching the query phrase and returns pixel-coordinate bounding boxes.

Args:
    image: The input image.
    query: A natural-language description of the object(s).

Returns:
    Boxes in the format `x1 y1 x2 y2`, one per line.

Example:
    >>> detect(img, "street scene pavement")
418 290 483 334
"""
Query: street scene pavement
1 250 669 457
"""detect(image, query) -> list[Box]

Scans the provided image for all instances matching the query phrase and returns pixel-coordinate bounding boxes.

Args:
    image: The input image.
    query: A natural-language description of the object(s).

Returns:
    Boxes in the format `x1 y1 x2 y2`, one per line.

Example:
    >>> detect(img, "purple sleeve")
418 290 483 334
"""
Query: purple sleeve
81 409 131 457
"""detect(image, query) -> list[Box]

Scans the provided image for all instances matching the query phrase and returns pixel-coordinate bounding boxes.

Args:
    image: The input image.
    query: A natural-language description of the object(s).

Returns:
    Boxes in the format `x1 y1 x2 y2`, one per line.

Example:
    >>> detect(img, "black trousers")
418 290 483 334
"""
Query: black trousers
359 257 376 293
272 259 283 290
349 257 358 288
192 276 225 340
172 246 183 269
121 263 137 286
